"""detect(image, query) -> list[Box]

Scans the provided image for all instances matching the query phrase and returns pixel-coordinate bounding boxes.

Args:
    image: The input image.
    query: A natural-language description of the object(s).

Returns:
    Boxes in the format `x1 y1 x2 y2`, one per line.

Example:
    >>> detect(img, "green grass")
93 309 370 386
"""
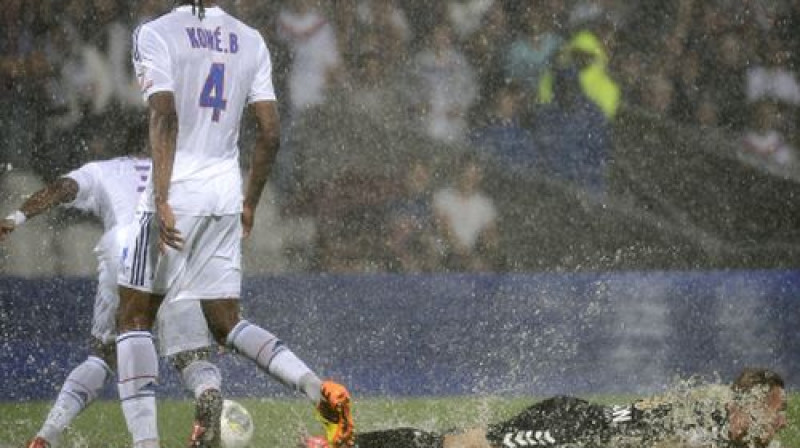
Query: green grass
1 395 797 447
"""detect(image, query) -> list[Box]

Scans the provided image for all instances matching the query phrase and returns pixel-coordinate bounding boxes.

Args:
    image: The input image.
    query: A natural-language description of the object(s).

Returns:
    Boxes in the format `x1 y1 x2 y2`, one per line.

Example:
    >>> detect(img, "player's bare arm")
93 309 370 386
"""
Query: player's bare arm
148 91 183 252
0 177 79 241
242 100 280 238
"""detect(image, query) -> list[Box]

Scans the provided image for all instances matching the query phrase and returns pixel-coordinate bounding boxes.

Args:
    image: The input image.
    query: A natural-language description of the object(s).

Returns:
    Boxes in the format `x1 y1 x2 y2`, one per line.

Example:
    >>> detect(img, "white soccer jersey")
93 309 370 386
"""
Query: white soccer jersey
132 5 276 215
66 156 152 269
65 157 152 234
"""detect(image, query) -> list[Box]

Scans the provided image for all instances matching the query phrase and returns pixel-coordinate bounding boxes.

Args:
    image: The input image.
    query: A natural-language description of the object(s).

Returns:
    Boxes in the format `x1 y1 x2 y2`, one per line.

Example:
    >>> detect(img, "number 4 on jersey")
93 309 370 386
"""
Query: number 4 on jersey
200 63 227 122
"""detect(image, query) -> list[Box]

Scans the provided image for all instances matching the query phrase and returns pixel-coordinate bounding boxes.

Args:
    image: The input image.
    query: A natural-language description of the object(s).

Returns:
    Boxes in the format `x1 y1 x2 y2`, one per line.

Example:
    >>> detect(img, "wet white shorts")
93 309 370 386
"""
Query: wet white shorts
93 225 215 355
118 213 242 302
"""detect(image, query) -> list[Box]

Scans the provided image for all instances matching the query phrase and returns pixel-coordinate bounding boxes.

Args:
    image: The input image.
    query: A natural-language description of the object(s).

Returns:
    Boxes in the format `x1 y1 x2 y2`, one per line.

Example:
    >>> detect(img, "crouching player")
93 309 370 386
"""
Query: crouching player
1 119 224 448
304 367 787 448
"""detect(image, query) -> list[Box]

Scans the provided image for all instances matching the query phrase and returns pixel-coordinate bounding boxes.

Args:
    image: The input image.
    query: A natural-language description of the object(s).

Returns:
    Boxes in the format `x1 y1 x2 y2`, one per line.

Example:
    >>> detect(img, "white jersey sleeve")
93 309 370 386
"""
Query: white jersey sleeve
64 163 101 214
248 38 276 104
133 23 174 101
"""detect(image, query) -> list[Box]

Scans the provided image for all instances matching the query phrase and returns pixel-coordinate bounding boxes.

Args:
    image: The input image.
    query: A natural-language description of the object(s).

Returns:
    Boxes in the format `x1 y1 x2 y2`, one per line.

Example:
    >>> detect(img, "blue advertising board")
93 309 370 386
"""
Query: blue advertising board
1 271 798 401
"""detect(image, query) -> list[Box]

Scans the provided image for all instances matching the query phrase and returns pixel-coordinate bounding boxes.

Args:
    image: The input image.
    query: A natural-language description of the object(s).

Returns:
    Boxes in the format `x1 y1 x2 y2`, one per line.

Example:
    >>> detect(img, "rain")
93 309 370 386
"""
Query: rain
0 0 798 447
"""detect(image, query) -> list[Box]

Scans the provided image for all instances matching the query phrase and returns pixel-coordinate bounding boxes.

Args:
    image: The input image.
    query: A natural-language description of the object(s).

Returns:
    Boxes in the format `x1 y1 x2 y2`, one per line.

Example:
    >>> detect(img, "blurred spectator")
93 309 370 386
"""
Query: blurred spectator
385 159 441 272
349 50 414 132
538 30 621 120
133 0 168 24
277 0 343 117
355 0 412 68
433 155 499 271
461 1 511 102
42 0 93 132
611 49 648 106
695 91 721 128
0 0 52 171
88 0 140 109
505 1 565 104
746 33 800 106
670 50 704 124
469 82 538 177
534 66 611 194
690 9 752 131
447 0 497 41
640 69 676 118
741 99 797 167
409 23 478 144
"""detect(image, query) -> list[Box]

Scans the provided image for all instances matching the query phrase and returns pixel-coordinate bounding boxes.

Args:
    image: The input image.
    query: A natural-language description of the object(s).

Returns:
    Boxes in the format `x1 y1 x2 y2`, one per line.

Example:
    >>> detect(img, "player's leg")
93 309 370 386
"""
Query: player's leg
27 339 115 448
171 349 223 448
116 286 163 448
176 214 353 446
201 299 354 447
202 299 325 401
158 298 223 448
28 259 121 448
116 211 172 448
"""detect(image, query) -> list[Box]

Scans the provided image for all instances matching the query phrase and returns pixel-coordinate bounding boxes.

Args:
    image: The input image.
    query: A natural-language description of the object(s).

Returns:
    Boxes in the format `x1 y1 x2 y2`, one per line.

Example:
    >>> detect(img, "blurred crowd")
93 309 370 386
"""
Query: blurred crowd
1 0 799 275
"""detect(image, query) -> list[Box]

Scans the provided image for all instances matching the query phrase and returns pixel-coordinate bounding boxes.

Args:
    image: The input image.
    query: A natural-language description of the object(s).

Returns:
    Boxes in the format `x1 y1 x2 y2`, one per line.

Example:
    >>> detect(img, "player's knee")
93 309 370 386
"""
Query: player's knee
116 288 160 332
64 356 113 406
89 337 117 370
201 300 240 344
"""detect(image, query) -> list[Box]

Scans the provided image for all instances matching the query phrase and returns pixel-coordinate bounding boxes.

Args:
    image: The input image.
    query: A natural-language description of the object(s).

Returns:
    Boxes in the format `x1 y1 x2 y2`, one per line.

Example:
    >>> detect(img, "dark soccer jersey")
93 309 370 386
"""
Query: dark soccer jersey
486 393 730 448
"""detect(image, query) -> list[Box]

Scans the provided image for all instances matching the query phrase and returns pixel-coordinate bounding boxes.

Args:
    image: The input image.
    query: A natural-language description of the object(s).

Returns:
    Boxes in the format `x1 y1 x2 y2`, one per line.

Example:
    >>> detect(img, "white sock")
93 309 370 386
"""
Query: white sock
227 320 321 401
117 331 160 447
297 371 323 404
181 360 222 398
37 356 111 444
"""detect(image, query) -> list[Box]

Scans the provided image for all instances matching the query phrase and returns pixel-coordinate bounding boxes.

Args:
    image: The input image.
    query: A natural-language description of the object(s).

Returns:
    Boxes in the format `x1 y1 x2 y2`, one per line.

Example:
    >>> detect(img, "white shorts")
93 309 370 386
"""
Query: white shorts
93 225 215 355
118 213 242 302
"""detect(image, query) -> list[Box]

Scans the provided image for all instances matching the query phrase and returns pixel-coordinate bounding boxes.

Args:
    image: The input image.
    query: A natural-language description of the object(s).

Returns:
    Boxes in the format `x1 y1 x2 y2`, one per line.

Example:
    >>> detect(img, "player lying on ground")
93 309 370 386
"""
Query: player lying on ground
117 1 353 447
0 116 223 448
303 367 787 448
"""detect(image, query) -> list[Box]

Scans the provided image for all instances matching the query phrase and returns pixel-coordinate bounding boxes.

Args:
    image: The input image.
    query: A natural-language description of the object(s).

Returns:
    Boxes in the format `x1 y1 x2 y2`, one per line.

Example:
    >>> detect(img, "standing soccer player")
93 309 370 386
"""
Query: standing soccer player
117 2 354 447
0 116 223 448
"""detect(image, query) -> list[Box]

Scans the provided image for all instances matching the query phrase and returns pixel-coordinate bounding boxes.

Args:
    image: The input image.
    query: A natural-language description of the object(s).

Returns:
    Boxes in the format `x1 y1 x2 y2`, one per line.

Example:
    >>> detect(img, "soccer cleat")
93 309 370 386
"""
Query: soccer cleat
316 381 355 447
26 437 50 448
187 389 223 448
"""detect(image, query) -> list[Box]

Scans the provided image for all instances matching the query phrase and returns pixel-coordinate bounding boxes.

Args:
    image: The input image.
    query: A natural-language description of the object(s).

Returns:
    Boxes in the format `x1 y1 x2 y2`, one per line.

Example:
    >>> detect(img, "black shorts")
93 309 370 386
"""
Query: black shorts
486 396 612 447
355 427 444 448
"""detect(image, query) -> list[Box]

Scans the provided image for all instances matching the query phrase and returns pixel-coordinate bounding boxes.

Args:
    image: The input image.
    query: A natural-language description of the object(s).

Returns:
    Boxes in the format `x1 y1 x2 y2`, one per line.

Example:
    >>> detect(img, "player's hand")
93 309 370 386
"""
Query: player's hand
156 201 183 252
0 218 15 241
242 204 255 239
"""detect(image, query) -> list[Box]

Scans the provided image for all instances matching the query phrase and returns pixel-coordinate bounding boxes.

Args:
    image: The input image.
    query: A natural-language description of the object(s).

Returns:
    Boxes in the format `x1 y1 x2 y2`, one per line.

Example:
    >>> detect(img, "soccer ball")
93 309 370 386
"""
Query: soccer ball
220 399 254 448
